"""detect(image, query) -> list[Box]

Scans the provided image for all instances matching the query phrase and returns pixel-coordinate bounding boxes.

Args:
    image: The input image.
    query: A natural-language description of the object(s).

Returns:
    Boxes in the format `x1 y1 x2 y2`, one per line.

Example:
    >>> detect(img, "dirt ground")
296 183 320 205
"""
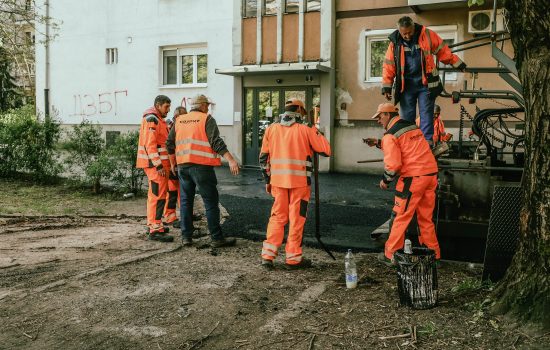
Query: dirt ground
0 180 548 350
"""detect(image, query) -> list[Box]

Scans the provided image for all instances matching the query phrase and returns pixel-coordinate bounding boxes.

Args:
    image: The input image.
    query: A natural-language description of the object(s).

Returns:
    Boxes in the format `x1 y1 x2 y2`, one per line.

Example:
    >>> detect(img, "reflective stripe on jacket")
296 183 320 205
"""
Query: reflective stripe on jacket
382 24 464 95
259 116 331 188
174 111 221 166
136 107 169 169
381 116 438 183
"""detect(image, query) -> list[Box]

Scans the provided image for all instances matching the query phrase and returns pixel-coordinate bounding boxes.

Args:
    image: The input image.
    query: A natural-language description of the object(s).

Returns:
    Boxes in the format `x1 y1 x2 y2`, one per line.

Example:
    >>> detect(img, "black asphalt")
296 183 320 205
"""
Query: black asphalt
216 167 394 253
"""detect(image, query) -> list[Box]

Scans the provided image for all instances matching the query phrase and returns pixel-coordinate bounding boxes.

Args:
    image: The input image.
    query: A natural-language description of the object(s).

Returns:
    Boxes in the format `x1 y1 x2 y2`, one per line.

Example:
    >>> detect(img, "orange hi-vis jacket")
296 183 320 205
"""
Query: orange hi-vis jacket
415 115 452 143
382 24 464 96
381 116 438 184
174 111 221 166
259 114 331 188
137 107 170 169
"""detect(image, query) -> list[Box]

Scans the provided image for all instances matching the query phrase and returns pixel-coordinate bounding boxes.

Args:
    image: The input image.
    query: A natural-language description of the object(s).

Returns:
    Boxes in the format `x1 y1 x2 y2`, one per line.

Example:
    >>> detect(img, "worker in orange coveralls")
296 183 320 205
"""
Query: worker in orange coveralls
163 106 187 228
416 104 452 144
367 103 440 264
136 95 174 242
259 98 331 269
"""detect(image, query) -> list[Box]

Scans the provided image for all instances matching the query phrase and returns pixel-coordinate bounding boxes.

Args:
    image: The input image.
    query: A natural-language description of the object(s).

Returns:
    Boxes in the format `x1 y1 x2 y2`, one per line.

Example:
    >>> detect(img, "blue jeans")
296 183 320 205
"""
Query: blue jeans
399 82 435 142
178 165 223 241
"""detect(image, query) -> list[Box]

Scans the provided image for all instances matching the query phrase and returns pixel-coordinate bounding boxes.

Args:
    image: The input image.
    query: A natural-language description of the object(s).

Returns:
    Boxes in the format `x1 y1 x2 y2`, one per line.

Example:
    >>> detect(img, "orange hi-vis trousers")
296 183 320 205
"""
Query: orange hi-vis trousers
144 167 169 232
385 175 441 259
164 172 179 224
262 186 311 265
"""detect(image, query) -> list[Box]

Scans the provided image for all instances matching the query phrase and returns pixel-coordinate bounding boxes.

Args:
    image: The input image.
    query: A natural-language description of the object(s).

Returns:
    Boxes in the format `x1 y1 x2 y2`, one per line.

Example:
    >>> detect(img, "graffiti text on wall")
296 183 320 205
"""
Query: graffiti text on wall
69 90 128 117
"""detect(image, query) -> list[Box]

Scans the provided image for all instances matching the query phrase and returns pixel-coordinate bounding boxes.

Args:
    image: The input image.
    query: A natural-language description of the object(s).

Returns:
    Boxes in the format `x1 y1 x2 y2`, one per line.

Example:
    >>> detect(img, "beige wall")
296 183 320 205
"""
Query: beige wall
282 14 299 62
337 0 408 12
335 7 516 123
242 18 257 64
303 12 321 61
262 16 277 64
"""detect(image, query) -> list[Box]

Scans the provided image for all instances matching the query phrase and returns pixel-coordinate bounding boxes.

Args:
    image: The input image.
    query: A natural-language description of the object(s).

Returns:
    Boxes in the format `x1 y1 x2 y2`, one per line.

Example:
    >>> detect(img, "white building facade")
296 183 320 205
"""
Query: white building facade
35 0 240 152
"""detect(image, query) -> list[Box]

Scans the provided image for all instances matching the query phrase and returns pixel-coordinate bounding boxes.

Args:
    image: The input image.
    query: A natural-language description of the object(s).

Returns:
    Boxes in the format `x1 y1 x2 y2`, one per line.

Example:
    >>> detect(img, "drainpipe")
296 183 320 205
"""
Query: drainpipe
44 0 50 118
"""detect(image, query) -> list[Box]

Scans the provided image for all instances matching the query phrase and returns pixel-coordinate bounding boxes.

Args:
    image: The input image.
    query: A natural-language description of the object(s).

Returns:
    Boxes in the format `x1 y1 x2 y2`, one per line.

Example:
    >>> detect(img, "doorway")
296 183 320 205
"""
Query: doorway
243 86 320 167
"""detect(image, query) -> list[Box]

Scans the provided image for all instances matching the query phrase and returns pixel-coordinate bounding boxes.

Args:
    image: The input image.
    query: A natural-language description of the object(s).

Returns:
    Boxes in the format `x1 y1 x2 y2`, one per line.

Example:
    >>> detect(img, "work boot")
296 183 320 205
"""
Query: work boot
192 213 202 221
171 220 181 228
211 237 237 248
148 227 169 235
285 258 313 269
181 236 193 247
377 253 396 267
432 142 449 158
148 232 174 243
261 259 274 270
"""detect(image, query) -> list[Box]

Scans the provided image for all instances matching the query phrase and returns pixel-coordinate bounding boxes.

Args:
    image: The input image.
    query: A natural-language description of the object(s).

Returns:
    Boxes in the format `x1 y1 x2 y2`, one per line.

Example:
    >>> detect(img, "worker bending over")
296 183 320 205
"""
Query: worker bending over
382 16 466 144
259 98 331 269
368 103 441 264
136 95 174 242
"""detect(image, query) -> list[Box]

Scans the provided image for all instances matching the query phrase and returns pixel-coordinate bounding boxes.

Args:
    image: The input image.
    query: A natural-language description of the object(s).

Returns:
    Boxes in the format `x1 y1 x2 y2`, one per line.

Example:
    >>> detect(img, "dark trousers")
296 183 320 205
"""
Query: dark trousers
400 82 435 142
178 165 223 241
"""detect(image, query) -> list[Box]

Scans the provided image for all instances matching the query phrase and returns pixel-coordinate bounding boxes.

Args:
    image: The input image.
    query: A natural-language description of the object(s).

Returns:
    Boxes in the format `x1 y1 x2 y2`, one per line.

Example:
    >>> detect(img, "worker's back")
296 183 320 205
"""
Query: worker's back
263 121 330 188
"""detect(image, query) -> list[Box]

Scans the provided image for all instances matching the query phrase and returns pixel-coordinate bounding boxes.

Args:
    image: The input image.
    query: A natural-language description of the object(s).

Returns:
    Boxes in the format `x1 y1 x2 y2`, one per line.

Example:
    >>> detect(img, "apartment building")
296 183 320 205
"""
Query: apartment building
35 0 515 171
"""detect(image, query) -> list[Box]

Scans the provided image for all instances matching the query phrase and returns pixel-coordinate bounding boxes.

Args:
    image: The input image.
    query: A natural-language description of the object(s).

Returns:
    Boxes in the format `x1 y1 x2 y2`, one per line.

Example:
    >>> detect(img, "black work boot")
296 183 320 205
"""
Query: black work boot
171 220 181 228
148 232 174 243
261 259 274 270
211 237 236 248
181 236 193 247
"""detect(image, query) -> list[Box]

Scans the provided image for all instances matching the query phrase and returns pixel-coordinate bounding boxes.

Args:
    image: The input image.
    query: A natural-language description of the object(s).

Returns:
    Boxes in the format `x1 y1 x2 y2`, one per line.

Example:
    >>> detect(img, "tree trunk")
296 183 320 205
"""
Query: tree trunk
493 0 550 328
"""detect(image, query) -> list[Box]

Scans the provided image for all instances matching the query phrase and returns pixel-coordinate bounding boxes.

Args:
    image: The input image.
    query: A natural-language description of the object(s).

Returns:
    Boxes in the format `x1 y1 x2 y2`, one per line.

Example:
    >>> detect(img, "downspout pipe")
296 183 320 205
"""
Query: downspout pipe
44 0 50 118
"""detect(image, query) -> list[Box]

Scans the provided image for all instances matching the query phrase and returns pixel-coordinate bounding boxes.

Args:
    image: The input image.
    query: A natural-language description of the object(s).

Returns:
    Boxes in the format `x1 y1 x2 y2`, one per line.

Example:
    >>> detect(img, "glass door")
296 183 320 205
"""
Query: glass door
243 86 320 167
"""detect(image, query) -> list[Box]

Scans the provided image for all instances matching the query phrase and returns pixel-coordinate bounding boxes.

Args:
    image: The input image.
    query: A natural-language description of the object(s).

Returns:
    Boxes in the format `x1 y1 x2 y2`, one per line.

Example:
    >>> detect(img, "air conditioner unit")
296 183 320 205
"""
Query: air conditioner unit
468 9 504 34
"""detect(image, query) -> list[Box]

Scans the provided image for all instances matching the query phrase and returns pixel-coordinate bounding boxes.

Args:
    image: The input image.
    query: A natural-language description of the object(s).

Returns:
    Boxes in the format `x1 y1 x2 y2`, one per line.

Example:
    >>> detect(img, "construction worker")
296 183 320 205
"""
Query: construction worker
163 106 187 228
166 94 240 248
382 16 466 144
136 95 174 242
415 104 452 145
259 98 331 269
368 103 440 264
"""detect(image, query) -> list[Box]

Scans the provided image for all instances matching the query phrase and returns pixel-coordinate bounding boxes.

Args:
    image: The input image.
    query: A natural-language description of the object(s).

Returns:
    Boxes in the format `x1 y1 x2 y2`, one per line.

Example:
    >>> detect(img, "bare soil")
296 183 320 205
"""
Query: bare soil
0 180 547 349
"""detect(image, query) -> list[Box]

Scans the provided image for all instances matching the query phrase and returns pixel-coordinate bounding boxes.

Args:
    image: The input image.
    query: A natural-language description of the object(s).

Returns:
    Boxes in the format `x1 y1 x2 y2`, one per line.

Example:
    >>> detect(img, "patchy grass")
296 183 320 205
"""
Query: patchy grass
0 178 144 216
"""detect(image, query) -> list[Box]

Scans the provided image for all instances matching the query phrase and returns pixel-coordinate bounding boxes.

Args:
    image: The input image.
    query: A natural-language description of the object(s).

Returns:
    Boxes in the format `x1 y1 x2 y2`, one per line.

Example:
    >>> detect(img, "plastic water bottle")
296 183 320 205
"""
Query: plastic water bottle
404 239 412 254
345 249 358 289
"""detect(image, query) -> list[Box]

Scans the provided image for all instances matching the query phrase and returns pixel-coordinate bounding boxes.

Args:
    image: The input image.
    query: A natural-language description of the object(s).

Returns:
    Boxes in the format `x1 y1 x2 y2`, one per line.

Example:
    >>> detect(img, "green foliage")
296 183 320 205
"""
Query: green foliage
0 105 62 181
63 120 111 193
105 131 144 194
0 47 24 112
451 277 494 294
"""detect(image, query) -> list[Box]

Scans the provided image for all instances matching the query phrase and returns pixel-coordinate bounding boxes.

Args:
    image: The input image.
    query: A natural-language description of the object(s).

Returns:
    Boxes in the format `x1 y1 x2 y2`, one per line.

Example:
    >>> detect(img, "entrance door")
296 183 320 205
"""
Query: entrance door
243 86 320 167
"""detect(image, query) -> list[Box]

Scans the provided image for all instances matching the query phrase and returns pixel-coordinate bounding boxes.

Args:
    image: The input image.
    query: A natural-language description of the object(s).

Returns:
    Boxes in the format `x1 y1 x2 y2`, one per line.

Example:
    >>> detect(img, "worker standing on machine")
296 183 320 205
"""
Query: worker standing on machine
259 98 331 269
382 16 466 144
367 103 441 264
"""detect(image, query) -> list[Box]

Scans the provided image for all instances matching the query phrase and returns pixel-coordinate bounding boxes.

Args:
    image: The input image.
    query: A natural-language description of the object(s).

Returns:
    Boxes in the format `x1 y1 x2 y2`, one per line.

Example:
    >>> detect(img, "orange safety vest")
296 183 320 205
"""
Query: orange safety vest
136 107 170 169
382 24 464 96
381 116 438 182
415 115 451 143
174 111 221 166
260 121 331 188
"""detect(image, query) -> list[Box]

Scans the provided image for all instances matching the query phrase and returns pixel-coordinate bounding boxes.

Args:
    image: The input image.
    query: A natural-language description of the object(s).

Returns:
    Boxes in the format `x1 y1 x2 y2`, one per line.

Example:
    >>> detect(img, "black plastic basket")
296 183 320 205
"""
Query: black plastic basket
394 247 438 309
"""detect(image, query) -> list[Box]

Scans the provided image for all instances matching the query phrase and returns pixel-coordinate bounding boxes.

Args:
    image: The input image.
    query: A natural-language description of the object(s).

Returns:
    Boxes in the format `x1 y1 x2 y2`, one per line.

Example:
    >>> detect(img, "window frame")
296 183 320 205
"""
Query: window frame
242 0 257 18
106 48 118 65
161 45 208 88
364 29 393 83
427 25 459 82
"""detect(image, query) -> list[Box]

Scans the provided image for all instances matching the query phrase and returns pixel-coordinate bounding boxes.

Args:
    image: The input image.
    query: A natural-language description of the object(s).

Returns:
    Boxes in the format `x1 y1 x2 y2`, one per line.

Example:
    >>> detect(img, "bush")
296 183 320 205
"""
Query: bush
106 131 144 194
63 120 112 193
0 105 62 181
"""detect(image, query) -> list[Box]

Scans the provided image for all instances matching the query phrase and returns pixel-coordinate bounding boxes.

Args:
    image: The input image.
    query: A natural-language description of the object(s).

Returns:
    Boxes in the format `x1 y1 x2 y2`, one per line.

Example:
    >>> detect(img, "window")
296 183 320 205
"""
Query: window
285 0 299 13
306 0 321 12
428 25 459 81
162 46 208 87
243 0 257 18
263 0 277 16
106 48 118 64
364 29 392 82
25 31 35 44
